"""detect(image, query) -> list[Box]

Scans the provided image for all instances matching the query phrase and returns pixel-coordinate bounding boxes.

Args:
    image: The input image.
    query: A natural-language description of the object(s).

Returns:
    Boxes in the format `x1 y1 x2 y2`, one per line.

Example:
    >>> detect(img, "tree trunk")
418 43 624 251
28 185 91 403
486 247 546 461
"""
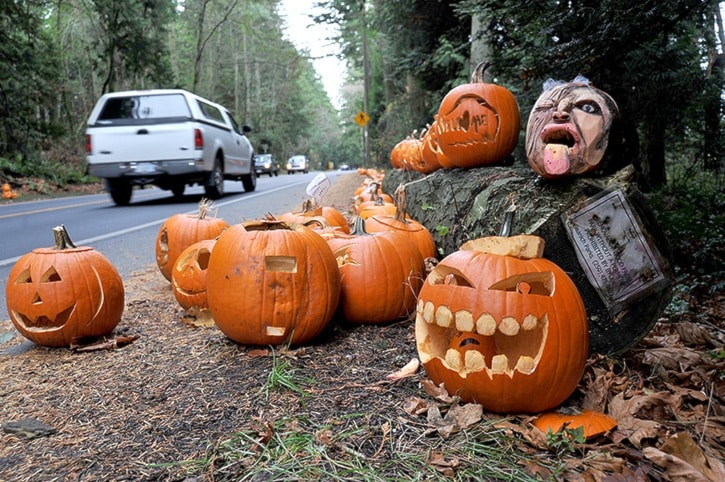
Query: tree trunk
382 165 674 355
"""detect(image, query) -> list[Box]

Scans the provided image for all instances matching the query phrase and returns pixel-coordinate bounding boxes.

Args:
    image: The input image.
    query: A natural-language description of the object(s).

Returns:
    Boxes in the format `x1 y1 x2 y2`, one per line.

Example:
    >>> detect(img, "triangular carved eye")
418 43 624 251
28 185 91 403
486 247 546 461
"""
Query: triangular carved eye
489 272 554 296
41 266 62 283
15 268 32 284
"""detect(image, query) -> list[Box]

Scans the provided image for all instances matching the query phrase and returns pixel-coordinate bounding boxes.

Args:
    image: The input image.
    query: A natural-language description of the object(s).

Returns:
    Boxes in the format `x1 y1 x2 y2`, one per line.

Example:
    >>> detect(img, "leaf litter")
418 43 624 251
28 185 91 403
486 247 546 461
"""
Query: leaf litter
0 172 722 481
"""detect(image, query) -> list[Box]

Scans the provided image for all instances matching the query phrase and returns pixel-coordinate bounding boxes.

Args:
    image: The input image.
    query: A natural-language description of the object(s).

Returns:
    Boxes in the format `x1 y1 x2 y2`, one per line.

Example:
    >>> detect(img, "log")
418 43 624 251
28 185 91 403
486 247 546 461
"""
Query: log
382 165 673 355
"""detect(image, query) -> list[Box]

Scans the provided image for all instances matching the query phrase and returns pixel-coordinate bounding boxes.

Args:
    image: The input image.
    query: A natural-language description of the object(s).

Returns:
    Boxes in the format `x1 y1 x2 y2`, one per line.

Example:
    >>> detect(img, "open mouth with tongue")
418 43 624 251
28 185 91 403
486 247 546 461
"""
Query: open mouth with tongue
539 124 581 176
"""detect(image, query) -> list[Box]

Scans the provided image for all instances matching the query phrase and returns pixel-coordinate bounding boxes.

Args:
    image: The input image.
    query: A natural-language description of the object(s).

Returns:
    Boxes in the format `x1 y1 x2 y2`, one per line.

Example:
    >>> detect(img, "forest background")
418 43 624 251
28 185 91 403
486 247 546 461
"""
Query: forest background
0 0 723 285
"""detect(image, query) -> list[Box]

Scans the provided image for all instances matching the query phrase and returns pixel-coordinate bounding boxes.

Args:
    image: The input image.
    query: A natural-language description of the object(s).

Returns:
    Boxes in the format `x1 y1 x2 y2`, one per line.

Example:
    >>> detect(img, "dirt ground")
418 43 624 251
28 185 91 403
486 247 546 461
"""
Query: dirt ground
1 172 723 481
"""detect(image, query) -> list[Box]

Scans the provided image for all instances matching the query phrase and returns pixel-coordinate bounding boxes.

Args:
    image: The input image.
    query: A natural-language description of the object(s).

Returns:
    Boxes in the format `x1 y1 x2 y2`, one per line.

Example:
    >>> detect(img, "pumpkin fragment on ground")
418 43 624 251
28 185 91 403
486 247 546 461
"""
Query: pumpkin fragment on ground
532 409 617 439
415 234 588 413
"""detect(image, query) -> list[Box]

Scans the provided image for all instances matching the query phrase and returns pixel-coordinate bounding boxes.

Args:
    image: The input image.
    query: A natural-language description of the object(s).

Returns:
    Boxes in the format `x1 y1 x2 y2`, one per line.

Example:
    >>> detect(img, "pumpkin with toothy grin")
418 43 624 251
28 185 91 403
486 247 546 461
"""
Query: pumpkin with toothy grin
415 235 588 414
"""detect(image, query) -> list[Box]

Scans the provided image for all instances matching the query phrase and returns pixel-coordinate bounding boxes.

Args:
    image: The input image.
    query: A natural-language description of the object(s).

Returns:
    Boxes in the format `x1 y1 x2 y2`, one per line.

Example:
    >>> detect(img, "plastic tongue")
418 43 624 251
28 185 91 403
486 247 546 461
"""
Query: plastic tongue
543 144 570 175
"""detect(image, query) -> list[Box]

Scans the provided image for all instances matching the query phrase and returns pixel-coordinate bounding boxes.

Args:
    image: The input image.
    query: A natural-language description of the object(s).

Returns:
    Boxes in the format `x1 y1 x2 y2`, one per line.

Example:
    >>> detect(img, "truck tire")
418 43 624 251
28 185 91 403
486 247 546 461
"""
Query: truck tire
107 179 132 206
241 167 257 192
171 182 185 198
205 159 225 199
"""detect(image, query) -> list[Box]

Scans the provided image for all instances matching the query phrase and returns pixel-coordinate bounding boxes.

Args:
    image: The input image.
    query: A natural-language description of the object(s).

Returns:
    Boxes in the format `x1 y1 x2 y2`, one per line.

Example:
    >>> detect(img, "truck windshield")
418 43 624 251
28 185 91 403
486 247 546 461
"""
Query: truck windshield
97 94 191 123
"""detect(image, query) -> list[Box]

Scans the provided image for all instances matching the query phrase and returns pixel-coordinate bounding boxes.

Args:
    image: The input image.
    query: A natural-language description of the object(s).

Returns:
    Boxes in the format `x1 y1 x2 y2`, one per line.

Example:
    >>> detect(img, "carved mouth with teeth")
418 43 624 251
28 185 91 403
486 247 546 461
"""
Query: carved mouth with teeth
415 271 551 379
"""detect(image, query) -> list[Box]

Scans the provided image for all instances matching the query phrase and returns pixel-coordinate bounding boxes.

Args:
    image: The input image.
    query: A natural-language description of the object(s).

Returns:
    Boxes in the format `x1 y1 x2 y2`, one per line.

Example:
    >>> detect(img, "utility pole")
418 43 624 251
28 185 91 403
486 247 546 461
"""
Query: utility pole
361 0 370 167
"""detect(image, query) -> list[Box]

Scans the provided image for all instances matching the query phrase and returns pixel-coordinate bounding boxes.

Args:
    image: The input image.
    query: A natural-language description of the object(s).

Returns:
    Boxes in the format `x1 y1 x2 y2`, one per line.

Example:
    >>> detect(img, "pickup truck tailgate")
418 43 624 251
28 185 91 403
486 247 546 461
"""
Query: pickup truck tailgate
88 123 197 164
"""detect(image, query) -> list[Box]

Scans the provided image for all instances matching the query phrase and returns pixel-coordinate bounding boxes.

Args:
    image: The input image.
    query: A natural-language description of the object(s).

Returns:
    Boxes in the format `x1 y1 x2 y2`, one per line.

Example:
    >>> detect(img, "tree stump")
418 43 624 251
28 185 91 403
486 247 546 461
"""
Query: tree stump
382 165 674 355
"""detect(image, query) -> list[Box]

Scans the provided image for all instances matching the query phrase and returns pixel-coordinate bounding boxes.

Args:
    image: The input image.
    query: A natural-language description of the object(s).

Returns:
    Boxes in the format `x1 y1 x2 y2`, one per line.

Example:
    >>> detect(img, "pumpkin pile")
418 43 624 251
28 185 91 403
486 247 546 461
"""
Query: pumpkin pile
389 61 521 173
2 182 18 199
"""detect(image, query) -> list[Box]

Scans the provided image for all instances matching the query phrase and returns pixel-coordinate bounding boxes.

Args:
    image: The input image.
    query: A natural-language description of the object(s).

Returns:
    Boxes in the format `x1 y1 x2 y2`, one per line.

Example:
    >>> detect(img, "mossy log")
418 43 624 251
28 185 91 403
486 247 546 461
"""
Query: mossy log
382 165 673 355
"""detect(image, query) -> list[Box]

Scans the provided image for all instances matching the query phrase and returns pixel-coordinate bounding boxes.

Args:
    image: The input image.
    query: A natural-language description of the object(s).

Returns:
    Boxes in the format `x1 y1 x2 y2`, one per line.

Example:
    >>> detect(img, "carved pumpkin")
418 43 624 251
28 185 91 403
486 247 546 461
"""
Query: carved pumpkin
413 125 443 173
6 225 124 347
436 61 520 168
155 198 228 281
278 199 350 234
415 235 588 413
533 409 617 440
207 220 340 346
326 217 425 324
390 134 421 170
171 238 216 312
526 78 619 179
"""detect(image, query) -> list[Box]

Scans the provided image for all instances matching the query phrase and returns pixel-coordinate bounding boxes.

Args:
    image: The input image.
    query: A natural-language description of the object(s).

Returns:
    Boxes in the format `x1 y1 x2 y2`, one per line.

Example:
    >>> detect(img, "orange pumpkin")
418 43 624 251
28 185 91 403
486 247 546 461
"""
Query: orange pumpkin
415 234 588 413
278 199 350 234
171 238 216 312
435 61 520 168
6 225 124 347
155 198 228 281
357 197 397 220
364 187 437 259
326 217 425 324
412 126 443 173
533 409 617 440
207 220 340 346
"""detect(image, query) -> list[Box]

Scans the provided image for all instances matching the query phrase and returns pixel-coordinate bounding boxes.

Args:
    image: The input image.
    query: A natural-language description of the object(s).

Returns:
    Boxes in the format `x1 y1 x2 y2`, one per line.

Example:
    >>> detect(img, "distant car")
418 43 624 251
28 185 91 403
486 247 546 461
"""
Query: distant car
338 164 352 171
254 154 279 177
286 155 309 174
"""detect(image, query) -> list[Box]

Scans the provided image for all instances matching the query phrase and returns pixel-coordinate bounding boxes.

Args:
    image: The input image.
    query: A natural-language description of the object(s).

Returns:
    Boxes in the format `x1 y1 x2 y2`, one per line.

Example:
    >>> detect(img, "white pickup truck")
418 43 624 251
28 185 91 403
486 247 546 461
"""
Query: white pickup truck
85 89 256 205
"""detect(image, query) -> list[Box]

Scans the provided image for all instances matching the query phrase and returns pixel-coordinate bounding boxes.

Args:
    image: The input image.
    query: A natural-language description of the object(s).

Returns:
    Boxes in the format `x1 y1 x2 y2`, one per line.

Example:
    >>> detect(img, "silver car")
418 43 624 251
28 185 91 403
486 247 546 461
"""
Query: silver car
286 155 309 174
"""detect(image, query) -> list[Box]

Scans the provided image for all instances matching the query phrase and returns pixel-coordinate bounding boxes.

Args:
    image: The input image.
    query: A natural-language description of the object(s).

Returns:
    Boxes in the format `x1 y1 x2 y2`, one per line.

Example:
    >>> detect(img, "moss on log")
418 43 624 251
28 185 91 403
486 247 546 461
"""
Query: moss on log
382 165 673 355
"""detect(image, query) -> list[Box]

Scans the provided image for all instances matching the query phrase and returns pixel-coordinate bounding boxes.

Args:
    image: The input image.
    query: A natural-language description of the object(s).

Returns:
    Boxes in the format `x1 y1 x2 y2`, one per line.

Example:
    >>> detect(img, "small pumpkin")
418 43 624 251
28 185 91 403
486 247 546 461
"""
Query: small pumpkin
6 225 124 347
415 234 588 413
155 198 228 281
171 238 216 312
413 126 443 173
207 220 340 346
3 182 18 199
533 409 617 440
357 197 397 220
326 216 425 324
436 61 520 168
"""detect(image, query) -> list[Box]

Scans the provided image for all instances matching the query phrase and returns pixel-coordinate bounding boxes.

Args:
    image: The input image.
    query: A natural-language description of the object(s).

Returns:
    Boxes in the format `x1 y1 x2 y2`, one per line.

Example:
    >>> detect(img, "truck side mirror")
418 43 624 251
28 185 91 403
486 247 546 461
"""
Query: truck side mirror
242 125 253 134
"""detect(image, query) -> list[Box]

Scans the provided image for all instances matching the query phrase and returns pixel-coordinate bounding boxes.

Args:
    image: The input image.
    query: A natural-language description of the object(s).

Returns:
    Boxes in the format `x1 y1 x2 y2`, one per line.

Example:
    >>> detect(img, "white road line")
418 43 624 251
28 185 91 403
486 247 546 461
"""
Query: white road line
0 182 307 268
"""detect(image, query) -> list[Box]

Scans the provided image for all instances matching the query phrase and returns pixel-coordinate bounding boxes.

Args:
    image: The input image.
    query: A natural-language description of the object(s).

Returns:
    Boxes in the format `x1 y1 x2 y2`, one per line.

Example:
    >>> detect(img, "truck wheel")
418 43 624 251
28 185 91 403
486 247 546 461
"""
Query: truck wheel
241 167 257 192
205 159 224 199
171 182 185 198
107 179 132 206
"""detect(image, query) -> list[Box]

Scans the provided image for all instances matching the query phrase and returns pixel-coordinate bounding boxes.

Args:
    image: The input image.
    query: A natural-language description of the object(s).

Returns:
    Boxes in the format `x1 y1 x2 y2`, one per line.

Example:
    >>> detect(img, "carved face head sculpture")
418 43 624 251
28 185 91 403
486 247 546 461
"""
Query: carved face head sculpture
526 79 618 179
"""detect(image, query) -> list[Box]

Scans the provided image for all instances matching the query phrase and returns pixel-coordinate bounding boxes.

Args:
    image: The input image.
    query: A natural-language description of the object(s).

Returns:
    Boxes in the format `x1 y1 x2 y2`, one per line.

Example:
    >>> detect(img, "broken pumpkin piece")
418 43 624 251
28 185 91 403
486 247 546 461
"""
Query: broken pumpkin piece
533 409 617 439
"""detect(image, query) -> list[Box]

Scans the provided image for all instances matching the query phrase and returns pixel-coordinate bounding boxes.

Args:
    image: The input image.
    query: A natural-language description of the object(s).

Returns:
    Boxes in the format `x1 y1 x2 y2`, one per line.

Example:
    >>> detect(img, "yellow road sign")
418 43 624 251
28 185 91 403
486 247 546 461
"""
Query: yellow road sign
354 111 370 127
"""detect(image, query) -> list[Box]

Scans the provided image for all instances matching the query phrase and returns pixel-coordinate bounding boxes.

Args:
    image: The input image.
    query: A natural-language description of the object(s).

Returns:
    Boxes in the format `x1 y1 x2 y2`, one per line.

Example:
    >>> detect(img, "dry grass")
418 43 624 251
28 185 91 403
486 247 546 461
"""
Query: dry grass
1 172 723 481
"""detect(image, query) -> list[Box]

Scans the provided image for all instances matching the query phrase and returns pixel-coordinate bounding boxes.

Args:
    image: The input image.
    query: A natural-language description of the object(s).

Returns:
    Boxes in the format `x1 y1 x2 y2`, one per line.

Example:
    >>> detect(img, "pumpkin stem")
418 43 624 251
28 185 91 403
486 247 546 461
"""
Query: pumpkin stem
198 198 215 220
393 184 409 224
53 224 77 250
350 215 373 236
471 60 492 83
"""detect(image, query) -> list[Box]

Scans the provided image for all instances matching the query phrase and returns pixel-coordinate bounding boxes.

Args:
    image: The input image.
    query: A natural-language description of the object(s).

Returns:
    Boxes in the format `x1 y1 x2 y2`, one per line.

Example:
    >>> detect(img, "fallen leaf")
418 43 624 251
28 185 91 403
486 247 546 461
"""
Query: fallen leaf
247 348 269 358
386 358 419 380
72 334 140 352
421 379 455 404
428 449 459 476
181 307 216 327
402 396 430 415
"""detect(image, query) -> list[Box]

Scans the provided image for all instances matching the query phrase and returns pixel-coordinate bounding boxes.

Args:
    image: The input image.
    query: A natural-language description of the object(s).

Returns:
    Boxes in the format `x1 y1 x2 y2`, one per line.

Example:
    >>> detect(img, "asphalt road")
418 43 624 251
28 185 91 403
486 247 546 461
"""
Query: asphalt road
0 171 346 318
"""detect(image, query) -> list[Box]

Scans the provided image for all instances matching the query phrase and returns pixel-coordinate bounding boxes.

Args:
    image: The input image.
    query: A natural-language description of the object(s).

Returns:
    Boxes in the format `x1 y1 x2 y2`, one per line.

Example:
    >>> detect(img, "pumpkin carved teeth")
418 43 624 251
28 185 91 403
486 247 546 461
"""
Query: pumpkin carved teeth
416 305 549 378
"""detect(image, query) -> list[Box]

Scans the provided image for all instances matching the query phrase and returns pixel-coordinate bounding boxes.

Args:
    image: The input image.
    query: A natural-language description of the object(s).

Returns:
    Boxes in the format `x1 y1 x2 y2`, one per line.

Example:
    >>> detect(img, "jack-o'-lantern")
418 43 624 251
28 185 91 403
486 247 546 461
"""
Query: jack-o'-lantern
436 61 520 168
207 220 340 346
526 77 619 179
415 234 588 413
156 198 228 281
278 199 350 234
6 225 124 347
171 238 216 312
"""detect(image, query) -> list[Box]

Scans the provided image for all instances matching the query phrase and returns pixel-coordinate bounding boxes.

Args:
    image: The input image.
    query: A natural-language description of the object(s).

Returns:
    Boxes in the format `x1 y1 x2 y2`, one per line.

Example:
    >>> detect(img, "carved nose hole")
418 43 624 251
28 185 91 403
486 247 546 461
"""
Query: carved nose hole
265 256 297 273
